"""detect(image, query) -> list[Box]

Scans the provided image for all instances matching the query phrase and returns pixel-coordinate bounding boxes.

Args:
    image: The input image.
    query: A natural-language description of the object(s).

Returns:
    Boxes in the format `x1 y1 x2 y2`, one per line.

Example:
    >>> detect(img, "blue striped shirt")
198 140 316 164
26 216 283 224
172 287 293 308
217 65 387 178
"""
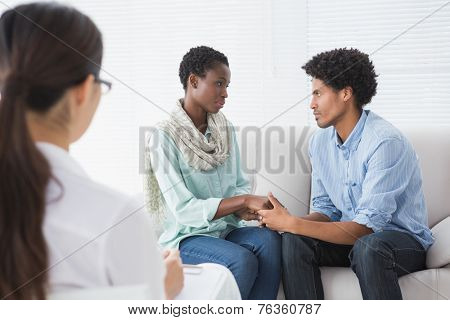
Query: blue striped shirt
309 110 434 249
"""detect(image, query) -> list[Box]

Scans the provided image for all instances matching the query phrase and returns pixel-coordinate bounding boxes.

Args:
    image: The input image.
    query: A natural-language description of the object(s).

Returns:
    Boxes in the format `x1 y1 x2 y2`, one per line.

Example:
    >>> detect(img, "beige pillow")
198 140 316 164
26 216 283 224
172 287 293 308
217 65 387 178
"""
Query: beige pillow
426 216 450 268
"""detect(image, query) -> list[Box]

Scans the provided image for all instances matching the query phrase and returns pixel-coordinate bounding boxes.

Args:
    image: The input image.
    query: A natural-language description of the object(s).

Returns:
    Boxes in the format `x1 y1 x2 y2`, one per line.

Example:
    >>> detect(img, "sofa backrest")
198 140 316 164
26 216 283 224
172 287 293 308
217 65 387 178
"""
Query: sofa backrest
399 126 450 227
238 126 314 217
238 125 450 227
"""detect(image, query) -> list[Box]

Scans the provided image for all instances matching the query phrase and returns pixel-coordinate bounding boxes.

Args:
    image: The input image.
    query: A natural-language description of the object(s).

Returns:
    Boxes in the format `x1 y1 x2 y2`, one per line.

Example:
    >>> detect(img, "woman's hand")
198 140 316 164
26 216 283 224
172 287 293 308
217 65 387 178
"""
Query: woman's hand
244 195 274 211
234 207 259 221
163 249 184 299
258 192 295 232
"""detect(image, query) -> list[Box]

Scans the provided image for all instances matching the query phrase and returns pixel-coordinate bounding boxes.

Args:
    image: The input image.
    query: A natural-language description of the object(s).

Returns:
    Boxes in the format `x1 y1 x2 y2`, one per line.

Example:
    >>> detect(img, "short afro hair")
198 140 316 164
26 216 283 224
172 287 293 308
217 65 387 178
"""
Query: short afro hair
179 46 229 91
302 48 378 109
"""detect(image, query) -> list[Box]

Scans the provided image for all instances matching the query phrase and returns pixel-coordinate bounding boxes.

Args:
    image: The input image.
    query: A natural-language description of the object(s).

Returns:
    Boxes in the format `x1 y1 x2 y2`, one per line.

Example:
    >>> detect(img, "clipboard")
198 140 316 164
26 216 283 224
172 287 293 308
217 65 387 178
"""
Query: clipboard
182 264 203 275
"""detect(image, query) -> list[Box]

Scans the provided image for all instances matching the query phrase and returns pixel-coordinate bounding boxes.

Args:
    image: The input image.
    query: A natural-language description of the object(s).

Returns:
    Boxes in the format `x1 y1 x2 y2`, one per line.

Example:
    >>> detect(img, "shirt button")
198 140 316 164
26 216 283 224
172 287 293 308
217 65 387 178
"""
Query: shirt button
347 207 352 211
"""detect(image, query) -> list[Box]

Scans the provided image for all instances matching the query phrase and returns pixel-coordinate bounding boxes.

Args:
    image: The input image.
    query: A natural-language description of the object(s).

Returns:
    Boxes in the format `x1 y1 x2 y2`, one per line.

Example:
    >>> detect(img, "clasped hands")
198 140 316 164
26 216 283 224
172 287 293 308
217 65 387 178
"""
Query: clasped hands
234 193 293 232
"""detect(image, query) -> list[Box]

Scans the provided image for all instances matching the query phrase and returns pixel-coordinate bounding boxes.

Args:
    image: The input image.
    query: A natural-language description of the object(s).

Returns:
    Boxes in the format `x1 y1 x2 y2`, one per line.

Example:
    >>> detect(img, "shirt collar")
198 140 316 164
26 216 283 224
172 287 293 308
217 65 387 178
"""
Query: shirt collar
36 142 88 178
333 109 369 151
205 126 211 138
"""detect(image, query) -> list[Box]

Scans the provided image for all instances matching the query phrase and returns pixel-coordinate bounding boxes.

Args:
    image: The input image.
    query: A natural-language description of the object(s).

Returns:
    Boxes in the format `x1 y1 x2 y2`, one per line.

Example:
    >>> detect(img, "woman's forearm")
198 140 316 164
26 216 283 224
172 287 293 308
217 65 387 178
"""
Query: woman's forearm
213 195 248 220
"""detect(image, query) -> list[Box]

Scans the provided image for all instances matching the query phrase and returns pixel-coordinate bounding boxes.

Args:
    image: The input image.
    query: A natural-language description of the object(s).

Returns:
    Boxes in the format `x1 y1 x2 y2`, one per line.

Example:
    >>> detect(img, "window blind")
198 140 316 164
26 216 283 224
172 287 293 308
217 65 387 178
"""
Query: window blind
305 0 450 126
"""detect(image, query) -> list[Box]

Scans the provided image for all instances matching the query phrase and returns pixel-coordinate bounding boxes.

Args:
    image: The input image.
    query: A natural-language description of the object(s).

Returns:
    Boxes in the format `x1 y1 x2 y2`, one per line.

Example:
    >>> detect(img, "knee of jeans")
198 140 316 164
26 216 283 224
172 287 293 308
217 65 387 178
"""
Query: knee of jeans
233 248 258 273
259 228 281 250
282 233 312 248
281 233 315 263
350 234 392 269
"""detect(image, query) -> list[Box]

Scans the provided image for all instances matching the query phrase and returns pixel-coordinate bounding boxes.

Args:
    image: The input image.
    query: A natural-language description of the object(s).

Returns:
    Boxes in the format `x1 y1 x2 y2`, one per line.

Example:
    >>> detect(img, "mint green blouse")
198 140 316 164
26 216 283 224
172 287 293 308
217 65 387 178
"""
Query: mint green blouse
150 125 251 248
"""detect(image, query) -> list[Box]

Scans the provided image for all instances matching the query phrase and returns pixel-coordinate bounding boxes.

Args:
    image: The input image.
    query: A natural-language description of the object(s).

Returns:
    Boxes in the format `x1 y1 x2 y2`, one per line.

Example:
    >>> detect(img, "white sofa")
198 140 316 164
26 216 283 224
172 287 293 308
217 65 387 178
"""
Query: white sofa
238 125 450 300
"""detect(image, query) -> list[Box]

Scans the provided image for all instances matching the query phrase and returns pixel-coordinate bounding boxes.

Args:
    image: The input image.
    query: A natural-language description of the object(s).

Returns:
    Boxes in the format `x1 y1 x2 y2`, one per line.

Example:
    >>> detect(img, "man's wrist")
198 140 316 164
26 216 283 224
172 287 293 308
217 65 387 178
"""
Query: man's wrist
285 215 300 234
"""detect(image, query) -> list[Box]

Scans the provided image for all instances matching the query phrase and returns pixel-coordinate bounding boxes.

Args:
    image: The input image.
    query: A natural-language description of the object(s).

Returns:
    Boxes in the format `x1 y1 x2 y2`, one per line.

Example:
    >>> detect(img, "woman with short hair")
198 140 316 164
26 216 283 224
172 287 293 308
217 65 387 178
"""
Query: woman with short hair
148 46 281 299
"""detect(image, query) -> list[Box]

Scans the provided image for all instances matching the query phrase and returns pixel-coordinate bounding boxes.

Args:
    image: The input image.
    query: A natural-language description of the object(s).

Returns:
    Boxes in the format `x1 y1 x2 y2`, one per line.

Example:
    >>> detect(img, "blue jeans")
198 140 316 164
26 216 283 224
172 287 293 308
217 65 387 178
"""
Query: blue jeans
281 231 426 299
180 226 281 299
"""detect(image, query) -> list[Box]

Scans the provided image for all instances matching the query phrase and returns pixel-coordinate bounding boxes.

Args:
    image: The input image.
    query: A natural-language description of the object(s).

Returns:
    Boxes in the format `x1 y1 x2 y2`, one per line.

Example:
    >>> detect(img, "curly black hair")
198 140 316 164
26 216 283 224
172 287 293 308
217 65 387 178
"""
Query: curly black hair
302 48 378 109
179 46 229 91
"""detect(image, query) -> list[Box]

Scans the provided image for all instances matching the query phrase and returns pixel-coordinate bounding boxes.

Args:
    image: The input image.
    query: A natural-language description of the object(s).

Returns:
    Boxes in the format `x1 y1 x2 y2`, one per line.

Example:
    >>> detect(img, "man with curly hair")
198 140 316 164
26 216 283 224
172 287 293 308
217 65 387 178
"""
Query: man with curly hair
257 48 433 299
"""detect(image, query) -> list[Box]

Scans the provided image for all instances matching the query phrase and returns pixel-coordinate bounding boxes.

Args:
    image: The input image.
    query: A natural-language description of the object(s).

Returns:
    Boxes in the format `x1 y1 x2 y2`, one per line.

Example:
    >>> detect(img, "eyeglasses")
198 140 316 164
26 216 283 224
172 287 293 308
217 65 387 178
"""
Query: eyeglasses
95 77 112 95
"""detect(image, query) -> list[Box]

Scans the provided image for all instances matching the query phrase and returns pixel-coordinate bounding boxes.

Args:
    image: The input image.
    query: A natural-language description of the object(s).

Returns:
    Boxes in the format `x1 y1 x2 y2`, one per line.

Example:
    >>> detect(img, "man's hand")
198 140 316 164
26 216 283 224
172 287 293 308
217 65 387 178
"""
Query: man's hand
258 192 295 232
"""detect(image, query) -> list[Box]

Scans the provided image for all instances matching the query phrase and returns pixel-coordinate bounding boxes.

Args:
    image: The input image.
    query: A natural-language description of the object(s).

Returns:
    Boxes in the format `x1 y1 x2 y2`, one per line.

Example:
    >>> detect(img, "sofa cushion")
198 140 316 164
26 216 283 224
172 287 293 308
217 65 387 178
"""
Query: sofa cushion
320 266 450 300
399 267 450 300
426 216 450 269
320 267 362 299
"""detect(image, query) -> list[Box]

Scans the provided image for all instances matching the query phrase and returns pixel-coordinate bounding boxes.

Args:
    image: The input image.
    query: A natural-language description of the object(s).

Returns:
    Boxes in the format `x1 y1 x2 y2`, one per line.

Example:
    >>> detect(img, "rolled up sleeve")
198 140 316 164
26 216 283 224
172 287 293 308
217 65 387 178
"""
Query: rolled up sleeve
310 171 342 222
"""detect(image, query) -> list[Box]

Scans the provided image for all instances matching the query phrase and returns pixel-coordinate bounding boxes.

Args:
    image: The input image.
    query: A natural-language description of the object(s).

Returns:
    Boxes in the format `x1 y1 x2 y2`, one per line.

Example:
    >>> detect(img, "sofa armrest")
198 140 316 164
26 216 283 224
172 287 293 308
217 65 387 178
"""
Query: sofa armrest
426 216 450 268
